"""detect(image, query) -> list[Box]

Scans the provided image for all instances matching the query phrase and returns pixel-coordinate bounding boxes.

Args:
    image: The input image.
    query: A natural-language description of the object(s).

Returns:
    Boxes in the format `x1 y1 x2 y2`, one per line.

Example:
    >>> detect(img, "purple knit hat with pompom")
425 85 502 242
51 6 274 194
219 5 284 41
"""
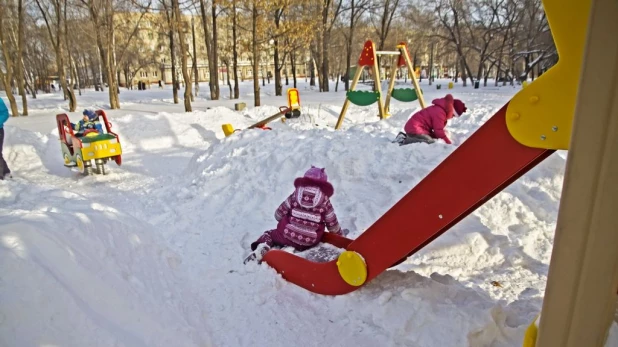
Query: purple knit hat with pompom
293 166 334 197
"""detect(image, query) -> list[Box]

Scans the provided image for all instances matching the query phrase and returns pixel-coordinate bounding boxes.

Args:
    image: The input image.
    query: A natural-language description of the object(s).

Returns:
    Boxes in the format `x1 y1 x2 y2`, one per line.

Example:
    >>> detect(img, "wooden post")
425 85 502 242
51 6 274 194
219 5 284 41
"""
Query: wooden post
371 47 387 120
400 44 426 108
428 42 434 86
536 0 618 345
384 55 399 116
335 65 364 130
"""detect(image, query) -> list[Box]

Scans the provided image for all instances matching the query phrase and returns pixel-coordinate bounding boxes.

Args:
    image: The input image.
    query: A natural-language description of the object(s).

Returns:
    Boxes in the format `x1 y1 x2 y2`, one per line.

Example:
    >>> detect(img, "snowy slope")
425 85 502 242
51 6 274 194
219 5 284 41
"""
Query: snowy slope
1 80 616 347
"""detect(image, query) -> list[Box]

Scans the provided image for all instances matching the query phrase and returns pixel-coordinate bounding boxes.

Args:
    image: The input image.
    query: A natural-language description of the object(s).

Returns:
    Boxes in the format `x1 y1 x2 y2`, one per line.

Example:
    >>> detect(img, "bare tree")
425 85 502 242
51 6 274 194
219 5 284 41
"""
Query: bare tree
191 16 199 98
433 0 475 86
319 0 343 92
251 0 260 106
272 5 285 96
374 0 400 53
0 1 18 116
231 0 239 98
198 0 219 100
171 0 192 111
467 0 501 83
35 0 77 111
14 0 28 114
160 0 179 103
341 0 370 91
211 0 220 99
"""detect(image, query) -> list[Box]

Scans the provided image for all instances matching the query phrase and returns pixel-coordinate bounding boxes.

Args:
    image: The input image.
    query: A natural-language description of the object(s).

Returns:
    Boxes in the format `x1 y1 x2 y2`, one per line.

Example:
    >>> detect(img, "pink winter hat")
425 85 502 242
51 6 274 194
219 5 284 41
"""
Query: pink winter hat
453 99 467 116
294 166 334 197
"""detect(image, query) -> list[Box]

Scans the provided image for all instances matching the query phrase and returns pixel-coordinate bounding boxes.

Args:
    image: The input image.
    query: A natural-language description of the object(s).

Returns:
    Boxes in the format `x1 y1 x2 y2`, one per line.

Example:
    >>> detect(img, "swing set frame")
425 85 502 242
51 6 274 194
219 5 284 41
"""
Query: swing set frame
335 40 427 130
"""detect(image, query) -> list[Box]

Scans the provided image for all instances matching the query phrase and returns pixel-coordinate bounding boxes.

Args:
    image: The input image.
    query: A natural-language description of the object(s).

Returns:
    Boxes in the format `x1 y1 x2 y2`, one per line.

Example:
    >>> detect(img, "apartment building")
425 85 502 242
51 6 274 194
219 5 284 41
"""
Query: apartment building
116 11 311 88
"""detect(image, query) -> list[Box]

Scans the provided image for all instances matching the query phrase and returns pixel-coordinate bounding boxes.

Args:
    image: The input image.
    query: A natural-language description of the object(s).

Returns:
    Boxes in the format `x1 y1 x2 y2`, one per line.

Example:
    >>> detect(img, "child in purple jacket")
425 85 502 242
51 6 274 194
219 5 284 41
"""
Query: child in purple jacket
244 166 346 264
395 94 467 145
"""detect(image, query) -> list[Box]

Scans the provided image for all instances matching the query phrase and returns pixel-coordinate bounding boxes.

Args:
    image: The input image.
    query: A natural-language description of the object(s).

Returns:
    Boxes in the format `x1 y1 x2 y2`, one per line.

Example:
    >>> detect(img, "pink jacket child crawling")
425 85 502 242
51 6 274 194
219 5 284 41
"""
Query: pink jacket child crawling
244 166 347 264
395 94 467 145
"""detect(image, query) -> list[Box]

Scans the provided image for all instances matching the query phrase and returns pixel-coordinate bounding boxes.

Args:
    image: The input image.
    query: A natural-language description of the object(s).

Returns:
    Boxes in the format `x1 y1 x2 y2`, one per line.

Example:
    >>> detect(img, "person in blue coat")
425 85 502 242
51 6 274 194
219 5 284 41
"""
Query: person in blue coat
0 98 11 179
72 109 104 136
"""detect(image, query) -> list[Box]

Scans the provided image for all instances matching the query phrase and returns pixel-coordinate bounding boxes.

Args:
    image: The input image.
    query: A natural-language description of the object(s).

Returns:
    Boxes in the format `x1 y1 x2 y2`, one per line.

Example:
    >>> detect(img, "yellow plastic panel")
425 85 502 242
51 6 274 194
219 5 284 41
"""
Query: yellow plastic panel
506 0 592 150
523 314 540 347
287 88 300 110
336 251 367 287
222 124 235 137
81 140 122 161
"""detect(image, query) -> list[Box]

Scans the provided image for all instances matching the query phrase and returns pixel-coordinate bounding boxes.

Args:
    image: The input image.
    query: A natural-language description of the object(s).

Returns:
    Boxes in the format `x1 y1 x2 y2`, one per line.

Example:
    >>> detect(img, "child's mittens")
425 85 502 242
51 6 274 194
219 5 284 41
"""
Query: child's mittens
341 228 350 237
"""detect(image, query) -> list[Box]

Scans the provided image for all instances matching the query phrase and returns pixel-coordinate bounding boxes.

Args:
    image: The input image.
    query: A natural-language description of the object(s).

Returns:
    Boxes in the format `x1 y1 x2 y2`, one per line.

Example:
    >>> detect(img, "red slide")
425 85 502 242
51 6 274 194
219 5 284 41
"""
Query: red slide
262 102 554 295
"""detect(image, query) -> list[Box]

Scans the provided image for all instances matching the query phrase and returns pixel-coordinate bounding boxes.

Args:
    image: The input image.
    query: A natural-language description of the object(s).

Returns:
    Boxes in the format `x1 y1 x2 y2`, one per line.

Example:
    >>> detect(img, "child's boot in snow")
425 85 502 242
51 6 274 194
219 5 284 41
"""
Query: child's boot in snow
243 244 271 264
392 132 407 144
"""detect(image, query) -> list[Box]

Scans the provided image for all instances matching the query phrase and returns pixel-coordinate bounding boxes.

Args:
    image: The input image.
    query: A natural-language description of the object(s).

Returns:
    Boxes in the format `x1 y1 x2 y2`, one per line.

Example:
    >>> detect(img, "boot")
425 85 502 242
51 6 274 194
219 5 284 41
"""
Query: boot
243 244 271 264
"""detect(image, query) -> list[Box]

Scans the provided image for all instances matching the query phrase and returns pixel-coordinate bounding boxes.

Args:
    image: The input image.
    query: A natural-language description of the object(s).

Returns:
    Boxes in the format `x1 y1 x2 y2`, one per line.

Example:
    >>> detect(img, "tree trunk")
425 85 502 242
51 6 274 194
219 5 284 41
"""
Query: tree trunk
291 52 297 88
198 0 216 100
510 59 515 86
59 2 76 111
88 4 108 95
0 72 19 117
192 18 199 98
172 0 191 112
34 0 76 111
461 59 467 87
454 61 459 83
476 59 484 83
334 57 341 92
69 54 79 95
172 0 192 112
495 54 504 87
107 24 120 109
273 7 284 96
232 0 239 99
461 54 474 86
88 0 119 109
274 40 282 95
524 53 530 82
91 53 103 91
428 42 434 86
225 61 232 99
169 27 179 104
345 0 355 91
15 0 28 115
124 69 130 89
309 50 316 86
252 1 260 107
321 29 330 92
64 3 80 97
284 60 288 85
211 2 219 100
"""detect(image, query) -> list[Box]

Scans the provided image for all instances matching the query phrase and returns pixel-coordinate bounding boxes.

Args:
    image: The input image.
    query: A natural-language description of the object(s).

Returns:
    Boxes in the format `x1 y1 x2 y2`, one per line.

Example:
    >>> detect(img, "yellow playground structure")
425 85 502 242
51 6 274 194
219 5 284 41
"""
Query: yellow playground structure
222 88 301 137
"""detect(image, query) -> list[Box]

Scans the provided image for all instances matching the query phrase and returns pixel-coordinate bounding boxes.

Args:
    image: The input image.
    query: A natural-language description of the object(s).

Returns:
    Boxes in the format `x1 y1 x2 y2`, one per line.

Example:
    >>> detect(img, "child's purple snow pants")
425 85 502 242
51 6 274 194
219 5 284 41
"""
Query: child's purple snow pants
251 229 312 252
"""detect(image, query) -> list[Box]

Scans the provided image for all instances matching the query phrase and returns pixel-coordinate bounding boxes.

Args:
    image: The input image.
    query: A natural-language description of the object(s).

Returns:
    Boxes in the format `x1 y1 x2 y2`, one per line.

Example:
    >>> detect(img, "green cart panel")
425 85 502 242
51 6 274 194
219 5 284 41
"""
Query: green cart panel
80 133 117 143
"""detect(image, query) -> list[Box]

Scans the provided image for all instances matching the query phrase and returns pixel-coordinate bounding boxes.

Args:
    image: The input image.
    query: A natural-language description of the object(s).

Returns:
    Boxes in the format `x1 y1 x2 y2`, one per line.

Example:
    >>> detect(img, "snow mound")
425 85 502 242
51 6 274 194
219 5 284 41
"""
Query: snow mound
150 117 570 346
0 181 212 347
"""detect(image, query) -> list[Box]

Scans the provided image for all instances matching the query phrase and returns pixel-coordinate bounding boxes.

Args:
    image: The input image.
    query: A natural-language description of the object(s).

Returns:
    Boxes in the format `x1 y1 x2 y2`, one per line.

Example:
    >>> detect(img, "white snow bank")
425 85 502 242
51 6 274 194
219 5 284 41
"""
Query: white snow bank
0 181 213 347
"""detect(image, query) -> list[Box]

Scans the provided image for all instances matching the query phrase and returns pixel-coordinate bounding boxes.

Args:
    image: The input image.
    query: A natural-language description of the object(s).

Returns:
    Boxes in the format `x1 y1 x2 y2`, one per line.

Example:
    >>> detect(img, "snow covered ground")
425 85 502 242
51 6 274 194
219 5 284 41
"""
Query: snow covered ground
1 79 616 347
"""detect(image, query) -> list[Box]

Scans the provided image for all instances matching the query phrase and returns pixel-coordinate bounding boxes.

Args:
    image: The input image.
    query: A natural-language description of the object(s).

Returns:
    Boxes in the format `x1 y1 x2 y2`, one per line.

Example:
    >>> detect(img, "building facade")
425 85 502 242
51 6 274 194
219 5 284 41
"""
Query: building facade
115 12 311 88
